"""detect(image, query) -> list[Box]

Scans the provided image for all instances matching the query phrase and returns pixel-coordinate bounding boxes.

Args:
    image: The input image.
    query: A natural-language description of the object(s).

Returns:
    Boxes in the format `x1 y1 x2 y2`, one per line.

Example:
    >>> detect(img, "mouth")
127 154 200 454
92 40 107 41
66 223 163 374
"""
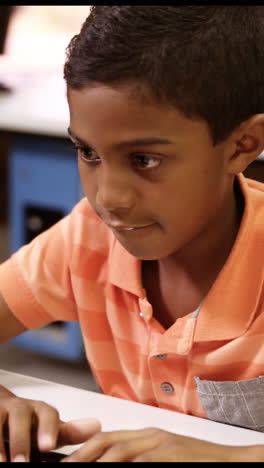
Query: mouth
107 223 155 231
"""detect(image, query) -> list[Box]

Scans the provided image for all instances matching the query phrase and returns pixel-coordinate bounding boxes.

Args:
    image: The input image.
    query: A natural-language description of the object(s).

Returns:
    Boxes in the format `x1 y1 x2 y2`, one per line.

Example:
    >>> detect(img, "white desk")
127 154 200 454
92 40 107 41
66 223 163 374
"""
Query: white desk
1 369 264 455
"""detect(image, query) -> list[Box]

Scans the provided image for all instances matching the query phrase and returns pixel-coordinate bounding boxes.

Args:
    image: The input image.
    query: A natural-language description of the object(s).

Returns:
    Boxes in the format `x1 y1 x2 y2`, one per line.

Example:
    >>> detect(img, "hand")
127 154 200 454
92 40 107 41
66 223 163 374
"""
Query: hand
0 387 101 462
60 427 260 462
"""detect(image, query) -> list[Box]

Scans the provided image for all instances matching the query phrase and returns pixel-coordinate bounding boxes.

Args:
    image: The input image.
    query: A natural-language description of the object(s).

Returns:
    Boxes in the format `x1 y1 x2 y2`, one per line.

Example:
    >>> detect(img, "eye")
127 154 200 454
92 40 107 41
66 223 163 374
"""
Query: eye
132 154 161 170
71 144 101 164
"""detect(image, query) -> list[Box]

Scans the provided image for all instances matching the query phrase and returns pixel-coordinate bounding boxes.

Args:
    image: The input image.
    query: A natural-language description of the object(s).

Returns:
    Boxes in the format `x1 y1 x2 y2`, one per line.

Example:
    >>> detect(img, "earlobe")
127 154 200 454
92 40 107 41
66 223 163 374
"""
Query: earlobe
227 114 264 175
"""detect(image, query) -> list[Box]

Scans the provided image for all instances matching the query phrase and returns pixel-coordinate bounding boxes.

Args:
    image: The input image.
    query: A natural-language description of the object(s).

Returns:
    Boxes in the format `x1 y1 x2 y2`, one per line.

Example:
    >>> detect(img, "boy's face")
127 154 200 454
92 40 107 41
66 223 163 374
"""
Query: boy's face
68 84 233 261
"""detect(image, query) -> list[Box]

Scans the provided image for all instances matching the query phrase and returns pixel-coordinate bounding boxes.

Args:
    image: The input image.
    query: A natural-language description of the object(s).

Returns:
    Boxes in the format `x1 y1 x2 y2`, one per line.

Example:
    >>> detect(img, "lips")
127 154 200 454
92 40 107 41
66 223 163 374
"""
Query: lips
107 223 154 231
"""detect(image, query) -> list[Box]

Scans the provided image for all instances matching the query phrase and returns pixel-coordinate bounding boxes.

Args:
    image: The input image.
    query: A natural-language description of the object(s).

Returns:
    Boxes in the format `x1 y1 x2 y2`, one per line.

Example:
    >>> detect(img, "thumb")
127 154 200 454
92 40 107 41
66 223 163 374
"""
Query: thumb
57 418 101 447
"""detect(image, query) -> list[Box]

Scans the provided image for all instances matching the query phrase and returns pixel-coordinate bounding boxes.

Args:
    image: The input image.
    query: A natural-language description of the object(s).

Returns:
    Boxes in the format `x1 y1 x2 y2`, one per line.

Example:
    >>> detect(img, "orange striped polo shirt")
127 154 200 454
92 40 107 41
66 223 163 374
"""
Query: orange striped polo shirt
0 173 264 429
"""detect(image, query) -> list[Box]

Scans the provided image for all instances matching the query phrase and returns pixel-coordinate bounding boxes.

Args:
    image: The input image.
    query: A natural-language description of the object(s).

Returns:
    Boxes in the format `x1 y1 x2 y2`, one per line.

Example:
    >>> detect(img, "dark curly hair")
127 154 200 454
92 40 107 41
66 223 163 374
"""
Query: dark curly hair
64 5 264 144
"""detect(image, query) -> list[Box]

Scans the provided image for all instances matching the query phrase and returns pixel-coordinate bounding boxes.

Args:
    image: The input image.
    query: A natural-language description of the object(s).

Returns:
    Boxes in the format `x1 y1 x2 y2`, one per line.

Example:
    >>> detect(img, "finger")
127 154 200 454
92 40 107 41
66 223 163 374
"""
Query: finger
58 418 101 447
34 402 60 452
8 403 34 462
61 428 157 462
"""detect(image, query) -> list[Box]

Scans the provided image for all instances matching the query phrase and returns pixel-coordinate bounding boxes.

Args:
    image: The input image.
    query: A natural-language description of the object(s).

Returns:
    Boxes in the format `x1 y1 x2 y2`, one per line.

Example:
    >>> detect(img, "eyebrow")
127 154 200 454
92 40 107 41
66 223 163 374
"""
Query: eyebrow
67 127 173 148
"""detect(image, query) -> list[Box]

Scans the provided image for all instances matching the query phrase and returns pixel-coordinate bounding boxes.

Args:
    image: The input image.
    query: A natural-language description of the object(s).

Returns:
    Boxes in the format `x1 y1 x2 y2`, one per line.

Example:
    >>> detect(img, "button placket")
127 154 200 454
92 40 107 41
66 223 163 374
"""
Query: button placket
150 354 175 396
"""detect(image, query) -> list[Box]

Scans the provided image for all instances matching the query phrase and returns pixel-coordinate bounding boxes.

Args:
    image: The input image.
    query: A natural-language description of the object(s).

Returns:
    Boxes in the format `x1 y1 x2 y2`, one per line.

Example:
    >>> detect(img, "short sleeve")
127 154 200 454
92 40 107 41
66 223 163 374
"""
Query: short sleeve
0 208 79 330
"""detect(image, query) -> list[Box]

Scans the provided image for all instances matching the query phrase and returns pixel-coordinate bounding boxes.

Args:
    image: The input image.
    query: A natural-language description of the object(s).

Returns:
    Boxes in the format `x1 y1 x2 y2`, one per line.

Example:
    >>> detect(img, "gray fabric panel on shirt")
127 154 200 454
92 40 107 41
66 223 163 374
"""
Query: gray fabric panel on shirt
194 376 264 432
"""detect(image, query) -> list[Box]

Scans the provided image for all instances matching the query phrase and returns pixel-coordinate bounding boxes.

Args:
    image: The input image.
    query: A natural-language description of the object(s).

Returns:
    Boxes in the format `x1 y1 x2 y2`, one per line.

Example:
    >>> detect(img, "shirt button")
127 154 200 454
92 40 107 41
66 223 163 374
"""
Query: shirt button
154 354 167 359
161 382 174 394
138 298 152 320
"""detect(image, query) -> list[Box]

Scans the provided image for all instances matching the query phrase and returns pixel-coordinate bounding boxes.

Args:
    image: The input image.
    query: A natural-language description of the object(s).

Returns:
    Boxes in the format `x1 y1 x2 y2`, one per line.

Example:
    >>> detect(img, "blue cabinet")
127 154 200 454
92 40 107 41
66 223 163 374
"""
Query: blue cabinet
8 135 84 361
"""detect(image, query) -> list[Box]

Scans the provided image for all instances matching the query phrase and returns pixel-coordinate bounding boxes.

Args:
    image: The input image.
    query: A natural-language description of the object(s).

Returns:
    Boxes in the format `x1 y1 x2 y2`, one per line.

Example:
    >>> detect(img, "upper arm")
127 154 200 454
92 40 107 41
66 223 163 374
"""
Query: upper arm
0 292 27 343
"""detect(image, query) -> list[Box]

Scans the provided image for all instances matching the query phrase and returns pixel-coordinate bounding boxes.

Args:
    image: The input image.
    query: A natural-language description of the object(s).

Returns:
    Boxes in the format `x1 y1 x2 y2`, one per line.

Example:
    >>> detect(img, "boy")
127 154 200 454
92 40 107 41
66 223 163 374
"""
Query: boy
0 5 263 462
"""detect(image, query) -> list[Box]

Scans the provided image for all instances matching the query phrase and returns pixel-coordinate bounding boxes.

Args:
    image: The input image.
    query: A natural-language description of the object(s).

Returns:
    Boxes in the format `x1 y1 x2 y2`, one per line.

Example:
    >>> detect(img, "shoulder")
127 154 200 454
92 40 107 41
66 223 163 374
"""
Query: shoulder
241 175 264 219
234 175 264 263
240 177 264 253
244 176 264 200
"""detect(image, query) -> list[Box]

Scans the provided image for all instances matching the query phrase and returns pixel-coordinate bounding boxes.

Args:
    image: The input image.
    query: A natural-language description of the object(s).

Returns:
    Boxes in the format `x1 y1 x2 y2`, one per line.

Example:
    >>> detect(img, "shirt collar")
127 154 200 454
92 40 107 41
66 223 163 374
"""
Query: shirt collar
108 236 145 298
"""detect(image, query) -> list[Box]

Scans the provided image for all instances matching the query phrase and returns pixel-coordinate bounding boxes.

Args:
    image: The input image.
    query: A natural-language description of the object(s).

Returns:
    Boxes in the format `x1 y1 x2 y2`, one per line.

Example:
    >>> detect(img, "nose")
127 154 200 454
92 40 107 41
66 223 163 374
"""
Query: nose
95 165 136 213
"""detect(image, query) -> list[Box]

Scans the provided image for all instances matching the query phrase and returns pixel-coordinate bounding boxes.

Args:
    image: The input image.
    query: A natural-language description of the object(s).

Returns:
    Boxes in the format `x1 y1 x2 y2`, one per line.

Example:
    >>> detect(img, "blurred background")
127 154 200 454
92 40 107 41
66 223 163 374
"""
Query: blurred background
0 6 263 393
2 6 90 66
0 5 100 392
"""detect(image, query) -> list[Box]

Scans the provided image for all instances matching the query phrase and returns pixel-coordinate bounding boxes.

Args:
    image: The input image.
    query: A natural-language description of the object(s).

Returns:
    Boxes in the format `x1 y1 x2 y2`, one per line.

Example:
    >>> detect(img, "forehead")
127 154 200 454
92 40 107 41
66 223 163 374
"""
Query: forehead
67 83 174 122
67 83 211 146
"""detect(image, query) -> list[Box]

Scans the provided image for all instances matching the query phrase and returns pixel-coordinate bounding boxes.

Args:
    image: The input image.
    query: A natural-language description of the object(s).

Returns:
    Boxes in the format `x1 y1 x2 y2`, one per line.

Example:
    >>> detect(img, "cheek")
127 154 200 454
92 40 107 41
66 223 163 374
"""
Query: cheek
162 176 218 224
78 162 97 202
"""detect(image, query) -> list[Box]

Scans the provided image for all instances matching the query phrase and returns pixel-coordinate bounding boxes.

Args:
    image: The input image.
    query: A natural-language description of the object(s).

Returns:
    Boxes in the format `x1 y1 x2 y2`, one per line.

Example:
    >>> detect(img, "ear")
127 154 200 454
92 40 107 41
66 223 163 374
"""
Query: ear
227 114 264 175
